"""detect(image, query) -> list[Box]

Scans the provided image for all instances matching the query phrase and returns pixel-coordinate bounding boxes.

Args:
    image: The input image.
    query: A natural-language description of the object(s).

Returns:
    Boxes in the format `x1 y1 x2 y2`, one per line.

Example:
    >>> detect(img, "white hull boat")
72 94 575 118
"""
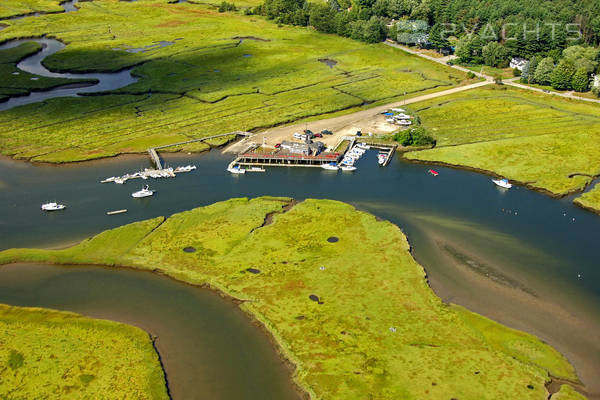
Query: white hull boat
321 163 339 171
492 178 512 189
132 185 154 198
227 166 246 174
247 167 266 172
41 202 66 211
340 165 357 171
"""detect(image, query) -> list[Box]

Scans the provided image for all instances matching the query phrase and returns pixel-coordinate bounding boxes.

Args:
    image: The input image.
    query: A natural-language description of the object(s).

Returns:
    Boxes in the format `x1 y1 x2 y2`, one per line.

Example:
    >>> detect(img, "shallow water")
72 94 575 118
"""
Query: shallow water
0 38 137 111
1 150 599 396
0 263 301 400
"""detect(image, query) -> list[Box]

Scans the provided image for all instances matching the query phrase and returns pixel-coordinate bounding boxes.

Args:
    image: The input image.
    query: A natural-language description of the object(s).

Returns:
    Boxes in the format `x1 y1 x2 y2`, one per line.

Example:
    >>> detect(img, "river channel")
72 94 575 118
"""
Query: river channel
0 150 599 397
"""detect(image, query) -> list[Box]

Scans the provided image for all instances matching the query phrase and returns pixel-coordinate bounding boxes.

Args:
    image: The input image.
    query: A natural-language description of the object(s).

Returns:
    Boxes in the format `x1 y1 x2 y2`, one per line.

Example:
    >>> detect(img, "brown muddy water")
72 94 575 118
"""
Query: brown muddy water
0 263 302 400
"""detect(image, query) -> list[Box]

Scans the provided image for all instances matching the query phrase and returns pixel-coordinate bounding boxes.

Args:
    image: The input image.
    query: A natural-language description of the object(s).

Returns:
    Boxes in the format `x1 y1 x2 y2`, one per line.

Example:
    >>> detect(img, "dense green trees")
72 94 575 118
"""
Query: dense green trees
550 60 576 90
394 127 435 146
257 0 600 92
571 68 590 92
482 42 510 68
533 57 555 85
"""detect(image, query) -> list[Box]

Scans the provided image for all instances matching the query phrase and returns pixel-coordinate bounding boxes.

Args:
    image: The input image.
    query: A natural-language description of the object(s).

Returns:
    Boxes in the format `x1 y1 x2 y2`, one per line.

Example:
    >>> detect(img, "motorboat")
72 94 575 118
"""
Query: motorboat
227 165 246 174
492 178 512 189
356 143 370 150
100 177 116 183
397 120 412 126
340 165 357 171
378 154 387 165
428 169 439 176
41 202 66 211
131 185 154 198
321 163 339 171
247 167 266 172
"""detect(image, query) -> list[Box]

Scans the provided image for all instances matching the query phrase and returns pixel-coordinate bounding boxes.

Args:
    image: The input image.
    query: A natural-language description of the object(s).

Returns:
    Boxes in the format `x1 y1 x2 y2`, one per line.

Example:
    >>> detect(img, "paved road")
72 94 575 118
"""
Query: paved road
504 78 600 104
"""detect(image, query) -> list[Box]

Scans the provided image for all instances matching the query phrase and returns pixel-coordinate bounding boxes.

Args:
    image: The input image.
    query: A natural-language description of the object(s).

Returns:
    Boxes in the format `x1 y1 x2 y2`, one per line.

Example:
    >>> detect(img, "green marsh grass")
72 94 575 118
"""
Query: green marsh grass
0 304 168 399
0 197 582 399
404 85 600 208
0 0 467 162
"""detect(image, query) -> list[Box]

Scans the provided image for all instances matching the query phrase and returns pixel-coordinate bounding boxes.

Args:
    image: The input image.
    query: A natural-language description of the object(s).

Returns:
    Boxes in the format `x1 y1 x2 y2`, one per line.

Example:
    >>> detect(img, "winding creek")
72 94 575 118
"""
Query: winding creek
1 3 600 398
0 37 137 112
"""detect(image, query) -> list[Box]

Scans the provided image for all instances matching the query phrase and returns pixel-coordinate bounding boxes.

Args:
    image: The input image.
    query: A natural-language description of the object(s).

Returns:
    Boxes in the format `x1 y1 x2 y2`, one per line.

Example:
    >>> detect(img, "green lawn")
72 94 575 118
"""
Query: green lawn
0 304 168 399
0 0 63 18
0 0 467 162
403 85 600 208
0 197 583 399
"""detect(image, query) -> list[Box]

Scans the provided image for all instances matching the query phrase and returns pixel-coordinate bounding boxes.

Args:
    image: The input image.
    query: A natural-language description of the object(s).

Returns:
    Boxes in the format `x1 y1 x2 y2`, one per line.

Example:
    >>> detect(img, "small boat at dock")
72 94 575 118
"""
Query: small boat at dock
106 209 128 215
131 185 154 198
227 165 246 174
340 165 357 171
101 177 116 183
492 178 512 189
321 163 339 171
41 202 66 211
247 167 266 172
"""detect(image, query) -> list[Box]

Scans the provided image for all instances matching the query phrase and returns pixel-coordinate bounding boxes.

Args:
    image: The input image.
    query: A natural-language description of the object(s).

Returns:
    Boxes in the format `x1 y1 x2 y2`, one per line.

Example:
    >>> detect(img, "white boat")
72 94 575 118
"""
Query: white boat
340 165 357 171
397 120 412 126
114 177 126 184
41 202 66 211
227 166 246 174
492 178 512 189
321 163 339 171
107 209 128 215
394 113 411 119
378 154 387 165
357 143 370 149
391 108 405 112
101 177 116 183
247 167 266 172
131 185 154 198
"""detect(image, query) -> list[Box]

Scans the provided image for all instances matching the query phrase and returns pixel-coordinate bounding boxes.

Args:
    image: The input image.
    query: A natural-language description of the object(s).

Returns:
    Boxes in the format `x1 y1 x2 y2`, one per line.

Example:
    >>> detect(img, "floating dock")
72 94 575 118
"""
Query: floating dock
358 141 397 166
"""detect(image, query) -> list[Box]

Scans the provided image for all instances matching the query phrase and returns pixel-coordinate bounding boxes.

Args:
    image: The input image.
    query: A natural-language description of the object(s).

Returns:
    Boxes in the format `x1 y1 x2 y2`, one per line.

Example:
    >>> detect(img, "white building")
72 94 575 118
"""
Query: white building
510 57 528 71
593 74 600 89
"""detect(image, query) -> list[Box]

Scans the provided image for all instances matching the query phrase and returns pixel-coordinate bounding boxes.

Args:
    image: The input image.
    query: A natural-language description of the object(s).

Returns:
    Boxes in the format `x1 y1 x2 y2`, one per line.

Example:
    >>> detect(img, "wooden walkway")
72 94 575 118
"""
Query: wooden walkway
148 131 252 169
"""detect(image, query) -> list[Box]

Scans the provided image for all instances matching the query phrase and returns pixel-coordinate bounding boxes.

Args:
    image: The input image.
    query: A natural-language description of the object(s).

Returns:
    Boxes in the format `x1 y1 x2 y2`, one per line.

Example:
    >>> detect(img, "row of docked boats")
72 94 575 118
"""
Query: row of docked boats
101 165 196 184
226 165 266 174
322 143 371 171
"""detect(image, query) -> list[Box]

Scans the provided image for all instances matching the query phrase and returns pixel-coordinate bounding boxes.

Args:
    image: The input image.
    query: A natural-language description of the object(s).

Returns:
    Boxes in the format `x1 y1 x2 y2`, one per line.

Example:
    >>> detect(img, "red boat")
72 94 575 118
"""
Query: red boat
428 169 439 176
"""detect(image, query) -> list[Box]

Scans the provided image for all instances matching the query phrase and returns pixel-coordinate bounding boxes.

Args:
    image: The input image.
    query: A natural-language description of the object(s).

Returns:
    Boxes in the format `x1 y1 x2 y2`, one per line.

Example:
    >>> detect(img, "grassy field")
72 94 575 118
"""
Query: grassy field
0 197 583 399
0 304 168 399
0 0 467 162
403 85 600 208
0 0 63 18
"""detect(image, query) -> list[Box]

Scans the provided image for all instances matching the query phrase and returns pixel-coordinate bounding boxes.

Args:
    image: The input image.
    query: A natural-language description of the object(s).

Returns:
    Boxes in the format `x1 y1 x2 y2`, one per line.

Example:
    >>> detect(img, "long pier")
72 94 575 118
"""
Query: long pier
147 131 252 169
147 148 163 170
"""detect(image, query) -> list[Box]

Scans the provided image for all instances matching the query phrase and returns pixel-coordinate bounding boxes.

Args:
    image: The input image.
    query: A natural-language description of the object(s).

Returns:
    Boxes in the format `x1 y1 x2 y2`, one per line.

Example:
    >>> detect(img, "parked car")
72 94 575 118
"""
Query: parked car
321 129 333 135
275 143 281 148
314 133 323 138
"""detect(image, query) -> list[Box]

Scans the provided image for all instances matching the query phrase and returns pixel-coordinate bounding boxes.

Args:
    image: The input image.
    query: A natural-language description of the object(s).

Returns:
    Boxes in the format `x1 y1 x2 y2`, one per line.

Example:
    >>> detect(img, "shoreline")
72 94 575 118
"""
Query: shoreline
402 154 600 216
